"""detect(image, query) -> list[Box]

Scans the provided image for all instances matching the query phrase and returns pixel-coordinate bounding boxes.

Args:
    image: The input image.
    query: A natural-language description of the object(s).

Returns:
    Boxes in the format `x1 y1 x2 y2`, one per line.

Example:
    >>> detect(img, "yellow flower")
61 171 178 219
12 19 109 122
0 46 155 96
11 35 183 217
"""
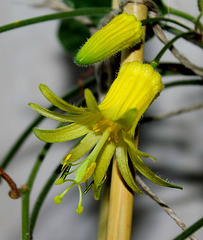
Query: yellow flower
29 61 182 214
75 13 143 65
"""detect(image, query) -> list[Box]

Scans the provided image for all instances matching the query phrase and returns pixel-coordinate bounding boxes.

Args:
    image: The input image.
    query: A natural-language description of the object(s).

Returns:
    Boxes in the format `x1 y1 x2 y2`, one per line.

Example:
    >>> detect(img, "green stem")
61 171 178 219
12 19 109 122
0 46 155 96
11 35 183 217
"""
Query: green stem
195 12 203 33
159 24 203 49
151 32 195 69
159 0 196 23
1 77 96 169
1 116 43 169
21 142 52 240
21 193 30 240
142 17 192 31
164 79 203 89
21 93 91 238
30 164 61 237
167 7 196 23
173 217 203 240
0 8 111 34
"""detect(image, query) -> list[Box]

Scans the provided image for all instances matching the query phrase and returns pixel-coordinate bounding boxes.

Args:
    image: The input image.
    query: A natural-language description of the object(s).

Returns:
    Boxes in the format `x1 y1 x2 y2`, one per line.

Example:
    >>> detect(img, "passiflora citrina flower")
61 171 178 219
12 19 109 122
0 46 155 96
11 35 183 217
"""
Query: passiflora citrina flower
75 13 143 66
29 61 182 214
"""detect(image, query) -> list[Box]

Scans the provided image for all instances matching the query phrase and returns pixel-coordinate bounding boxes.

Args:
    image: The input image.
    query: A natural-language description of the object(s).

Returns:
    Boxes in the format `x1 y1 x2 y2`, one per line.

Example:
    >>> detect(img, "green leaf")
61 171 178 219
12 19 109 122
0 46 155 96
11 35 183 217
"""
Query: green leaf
58 18 91 56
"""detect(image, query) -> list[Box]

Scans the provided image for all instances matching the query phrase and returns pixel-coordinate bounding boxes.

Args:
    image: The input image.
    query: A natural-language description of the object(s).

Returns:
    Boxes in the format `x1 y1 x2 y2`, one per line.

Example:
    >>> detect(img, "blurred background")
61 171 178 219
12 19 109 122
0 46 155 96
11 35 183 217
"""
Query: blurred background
0 0 202 239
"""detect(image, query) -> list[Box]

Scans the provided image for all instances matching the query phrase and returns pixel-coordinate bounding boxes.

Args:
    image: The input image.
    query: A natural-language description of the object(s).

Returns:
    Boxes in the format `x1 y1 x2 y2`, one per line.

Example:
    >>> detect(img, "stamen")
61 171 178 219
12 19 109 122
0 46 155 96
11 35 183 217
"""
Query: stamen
94 129 101 133
62 154 72 170
54 182 74 204
88 128 111 160
66 154 72 161
82 162 96 182
109 127 113 132
84 180 94 194
76 184 83 214
93 126 98 130
60 164 71 180
93 119 121 143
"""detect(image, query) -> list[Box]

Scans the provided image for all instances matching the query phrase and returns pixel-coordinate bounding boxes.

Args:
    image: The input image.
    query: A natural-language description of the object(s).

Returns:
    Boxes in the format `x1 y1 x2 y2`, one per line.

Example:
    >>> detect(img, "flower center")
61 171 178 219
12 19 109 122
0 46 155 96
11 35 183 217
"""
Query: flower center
93 119 120 143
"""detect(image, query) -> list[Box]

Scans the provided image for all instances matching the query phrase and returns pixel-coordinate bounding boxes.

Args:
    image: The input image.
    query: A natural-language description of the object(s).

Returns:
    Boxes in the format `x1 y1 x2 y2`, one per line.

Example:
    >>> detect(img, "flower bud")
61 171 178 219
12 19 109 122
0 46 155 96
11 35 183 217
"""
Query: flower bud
75 13 143 65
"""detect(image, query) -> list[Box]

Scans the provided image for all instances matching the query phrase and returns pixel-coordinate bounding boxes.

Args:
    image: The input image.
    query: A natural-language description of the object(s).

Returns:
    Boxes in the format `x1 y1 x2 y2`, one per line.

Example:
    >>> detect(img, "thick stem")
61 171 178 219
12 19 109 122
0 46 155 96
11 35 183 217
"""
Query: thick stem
121 3 148 64
106 3 148 240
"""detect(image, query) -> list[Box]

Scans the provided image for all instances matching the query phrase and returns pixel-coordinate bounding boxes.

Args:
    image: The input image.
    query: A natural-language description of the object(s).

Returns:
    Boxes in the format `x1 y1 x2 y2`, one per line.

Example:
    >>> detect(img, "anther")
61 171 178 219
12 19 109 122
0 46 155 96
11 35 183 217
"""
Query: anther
62 154 72 170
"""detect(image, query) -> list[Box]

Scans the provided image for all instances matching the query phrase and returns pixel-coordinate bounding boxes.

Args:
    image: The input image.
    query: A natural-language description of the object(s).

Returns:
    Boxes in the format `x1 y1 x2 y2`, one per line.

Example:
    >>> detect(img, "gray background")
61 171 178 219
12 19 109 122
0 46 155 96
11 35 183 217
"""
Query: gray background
0 0 202 239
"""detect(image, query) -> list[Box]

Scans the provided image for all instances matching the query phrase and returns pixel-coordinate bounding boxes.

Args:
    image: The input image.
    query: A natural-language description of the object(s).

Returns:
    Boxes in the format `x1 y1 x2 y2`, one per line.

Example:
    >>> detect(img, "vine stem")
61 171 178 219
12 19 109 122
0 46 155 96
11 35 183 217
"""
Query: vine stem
157 0 196 23
166 6 196 23
173 218 203 240
141 17 192 31
21 143 52 240
135 176 197 240
0 8 111 34
30 164 62 237
151 31 195 69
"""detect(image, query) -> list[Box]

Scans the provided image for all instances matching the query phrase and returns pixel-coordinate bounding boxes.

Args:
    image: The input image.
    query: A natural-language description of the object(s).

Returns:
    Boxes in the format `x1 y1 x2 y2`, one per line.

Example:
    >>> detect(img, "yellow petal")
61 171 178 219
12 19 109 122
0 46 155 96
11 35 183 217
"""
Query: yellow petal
99 61 164 135
75 13 143 65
